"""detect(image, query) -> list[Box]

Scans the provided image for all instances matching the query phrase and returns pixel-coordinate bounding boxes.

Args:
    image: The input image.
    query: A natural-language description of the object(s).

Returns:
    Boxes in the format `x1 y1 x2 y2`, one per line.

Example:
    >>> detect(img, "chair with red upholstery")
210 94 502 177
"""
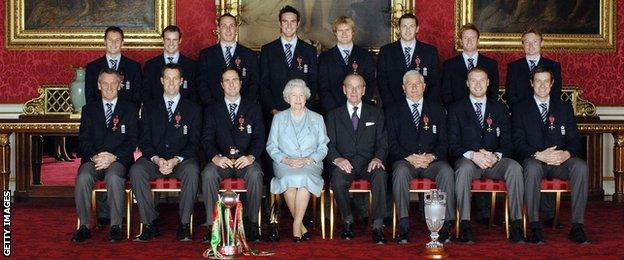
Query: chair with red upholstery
217 178 262 235
138 178 194 235
270 189 326 239
328 179 372 239
523 178 571 236
392 178 437 238
455 178 510 239
76 180 133 239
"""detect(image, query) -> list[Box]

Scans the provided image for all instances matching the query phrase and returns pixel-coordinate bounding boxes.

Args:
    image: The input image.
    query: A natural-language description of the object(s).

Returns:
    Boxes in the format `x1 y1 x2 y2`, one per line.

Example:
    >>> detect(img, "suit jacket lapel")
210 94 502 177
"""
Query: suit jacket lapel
95 102 108 129
355 105 368 143
395 42 409 70
338 106 357 142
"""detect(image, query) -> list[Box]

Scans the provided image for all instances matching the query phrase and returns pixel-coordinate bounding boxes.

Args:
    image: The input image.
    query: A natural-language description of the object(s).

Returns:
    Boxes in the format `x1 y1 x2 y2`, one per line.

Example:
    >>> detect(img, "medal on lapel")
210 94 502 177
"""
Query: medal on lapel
352 61 359 74
234 57 241 68
238 115 245 131
548 115 555 130
296 56 303 70
486 115 493 132
175 113 182 128
422 114 430 130
112 115 119 131
414 56 421 71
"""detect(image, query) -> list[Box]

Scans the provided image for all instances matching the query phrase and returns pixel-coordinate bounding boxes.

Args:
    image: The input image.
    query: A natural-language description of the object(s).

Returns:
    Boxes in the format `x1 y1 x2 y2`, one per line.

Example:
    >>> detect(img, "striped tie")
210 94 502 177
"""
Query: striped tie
343 49 350 65
475 102 483 126
229 103 237 124
167 56 174 64
284 43 293 66
411 103 420 128
110 59 118 70
105 103 113 126
404 47 412 67
167 100 174 122
225 46 233 66
539 103 548 123
530 60 537 71
468 58 475 70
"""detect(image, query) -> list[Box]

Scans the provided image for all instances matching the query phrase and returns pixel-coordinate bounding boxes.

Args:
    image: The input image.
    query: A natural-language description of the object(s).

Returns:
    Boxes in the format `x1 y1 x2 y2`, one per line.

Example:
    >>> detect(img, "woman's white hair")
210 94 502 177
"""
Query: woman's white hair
282 78 311 102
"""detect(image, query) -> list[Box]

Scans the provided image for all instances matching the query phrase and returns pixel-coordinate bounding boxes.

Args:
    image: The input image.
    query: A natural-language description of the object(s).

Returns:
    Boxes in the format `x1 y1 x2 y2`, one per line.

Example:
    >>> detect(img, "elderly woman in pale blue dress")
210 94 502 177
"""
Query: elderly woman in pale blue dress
266 79 329 242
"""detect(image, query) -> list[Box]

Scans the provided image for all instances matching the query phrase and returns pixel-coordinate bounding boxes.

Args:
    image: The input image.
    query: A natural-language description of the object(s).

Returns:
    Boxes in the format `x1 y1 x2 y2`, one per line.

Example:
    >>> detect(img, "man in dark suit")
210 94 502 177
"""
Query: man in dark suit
201 68 265 243
512 66 589 244
505 28 562 108
198 14 259 105
442 23 499 107
142 25 197 103
387 70 455 244
326 74 387 243
448 67 524 243
318 16 377 114
85 26 142 105
260 5 318 114
72 68 139 243
130 64 201 242
378 13 440 108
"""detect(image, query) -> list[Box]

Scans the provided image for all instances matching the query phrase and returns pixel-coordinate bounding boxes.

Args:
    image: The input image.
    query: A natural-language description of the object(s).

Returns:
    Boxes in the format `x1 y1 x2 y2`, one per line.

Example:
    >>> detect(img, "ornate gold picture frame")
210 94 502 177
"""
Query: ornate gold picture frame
215 0 414 52
5 0 176 49
455 0 616 52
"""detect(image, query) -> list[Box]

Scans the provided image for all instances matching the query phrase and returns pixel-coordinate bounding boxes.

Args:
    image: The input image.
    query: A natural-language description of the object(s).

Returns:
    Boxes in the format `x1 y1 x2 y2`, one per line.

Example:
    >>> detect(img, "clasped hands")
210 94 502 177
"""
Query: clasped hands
91 152 117 170
405 153 436 168
213 155 254 169
151 156 181 175
534 146 571 166
282 157 314 168
334 157 385 174
470 149 499 169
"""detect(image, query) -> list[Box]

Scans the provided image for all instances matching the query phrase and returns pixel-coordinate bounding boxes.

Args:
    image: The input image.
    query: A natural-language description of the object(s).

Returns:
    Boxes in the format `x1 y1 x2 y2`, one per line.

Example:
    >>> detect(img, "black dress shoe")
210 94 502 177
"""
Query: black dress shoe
301 231 312 241
438 221 453 243
372 228 386 244
267 223 279 242
245 222 260 242
459 220 475 244
543 218 565 229
177 223 192 241
341 222 354 240
397 219 409 244
569 223 590 244
509 220 524 243
528 222 545 244
108 225 123 242
71 225 92 242
292 236 302 243
134 223 160 242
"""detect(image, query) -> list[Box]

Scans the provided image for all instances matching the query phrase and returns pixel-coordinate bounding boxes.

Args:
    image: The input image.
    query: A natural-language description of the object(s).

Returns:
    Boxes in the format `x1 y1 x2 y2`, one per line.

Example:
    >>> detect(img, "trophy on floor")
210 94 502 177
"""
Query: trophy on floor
423 189 448 259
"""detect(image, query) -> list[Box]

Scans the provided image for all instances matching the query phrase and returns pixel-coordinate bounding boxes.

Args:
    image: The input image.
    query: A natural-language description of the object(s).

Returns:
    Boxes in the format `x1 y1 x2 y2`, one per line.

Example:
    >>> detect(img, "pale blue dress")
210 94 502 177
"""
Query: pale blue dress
266 108 329 197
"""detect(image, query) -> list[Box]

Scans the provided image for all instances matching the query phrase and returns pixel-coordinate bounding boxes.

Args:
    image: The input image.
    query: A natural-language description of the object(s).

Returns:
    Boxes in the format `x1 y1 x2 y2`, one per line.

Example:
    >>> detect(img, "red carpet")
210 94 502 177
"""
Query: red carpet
40 156 81 186
8 199 624 259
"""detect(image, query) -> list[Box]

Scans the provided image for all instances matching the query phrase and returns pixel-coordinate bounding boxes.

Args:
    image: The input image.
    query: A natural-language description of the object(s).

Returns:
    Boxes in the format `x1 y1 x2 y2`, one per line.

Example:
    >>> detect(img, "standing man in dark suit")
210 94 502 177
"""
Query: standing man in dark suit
200 68 265 243
260 5 318 114
512 66 589 244
448 67 524 243
72 68 139 243
505 28 562 108
318 16 377 114
387 70 455 244
85 26 142 105
142 25 197 103
198 14 259 105
378 13 440 108
326 74 387 243
442 23 499 107
130 64 201 242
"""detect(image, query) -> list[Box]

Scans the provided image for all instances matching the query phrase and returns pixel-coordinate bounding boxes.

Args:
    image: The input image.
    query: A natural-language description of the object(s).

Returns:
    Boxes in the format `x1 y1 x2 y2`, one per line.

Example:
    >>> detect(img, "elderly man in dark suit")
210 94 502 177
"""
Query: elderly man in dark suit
318 16 377 114
130 64 201 242
448 67 524 243
260 5 318 114
387 70 455 244
378 13 440 108
512 66 589 244
326 74 387 244
505 28 562 108
200 67 265 242
142 25 197 103
198 13 259 105
85 26 142 105
72 68 139 243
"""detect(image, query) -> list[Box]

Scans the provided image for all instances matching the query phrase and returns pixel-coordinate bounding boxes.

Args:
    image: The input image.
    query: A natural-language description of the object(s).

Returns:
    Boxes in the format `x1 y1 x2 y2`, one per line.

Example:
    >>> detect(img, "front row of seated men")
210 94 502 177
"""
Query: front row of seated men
72 63 589 245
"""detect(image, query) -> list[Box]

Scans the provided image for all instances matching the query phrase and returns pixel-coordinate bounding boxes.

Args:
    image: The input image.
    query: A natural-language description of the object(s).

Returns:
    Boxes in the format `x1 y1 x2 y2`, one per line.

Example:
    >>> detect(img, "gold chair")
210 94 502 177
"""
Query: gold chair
76 180 132 239
328 180 372 239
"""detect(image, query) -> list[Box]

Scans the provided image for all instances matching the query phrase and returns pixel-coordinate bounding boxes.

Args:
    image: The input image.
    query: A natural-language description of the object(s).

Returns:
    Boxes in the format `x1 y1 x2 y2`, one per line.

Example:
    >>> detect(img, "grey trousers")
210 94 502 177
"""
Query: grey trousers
523 157 588 224
129 158 199 224
330 166 387 223
201 162 263 224
454 158 524 221
75 162 126 227
392 160 456 221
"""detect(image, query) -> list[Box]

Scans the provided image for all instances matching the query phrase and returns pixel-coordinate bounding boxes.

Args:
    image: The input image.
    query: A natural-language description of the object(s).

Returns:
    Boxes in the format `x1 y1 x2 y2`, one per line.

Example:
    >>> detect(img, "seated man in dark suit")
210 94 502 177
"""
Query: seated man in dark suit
441 23 499 107
448 67 524 243
326 74 387 244
378 13 440 108
130 64 201 242
260 5 318 114
72 68 139 243
318 16 377 114
85 26 142 105
142 25 197 103
505 28 562 108
200 67 265 242
198 13 259 105
512 66 589 244
387 70 455 244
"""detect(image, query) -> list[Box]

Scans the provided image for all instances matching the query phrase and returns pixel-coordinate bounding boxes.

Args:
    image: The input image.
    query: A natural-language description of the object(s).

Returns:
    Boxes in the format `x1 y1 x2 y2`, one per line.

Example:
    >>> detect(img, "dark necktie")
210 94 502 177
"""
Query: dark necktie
530 60 537 71
105 103 113 126
539 103 548 123
411 103 420 128
229 103 237 124
468 58 475 70
167 56 174 64
351 106 359 131
225 46 233 66
284 43 293 66
475 102 483 126
167 100 174 122
404 47 412 67
343 49 350 65
110 59 118 70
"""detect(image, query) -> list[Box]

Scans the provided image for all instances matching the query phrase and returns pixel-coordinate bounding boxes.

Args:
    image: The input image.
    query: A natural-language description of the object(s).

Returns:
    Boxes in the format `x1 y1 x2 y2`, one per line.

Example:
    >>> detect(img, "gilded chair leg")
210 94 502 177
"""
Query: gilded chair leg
554 192 561 229
190 214 194 235
126 190 132 239
329 191 334 239
320 191 325 239
392 203 396 239
91 190 97 213
490 192 497 229
77 218 80 230
368 192 373 226
522 204 527 238
258 207 262 236
455 208 460 238
505 194 509 239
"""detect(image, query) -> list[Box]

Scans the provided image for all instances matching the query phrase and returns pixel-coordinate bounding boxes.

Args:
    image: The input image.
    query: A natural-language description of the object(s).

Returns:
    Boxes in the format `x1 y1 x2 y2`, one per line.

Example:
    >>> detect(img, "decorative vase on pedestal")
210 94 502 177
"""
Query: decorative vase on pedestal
70 67 86 114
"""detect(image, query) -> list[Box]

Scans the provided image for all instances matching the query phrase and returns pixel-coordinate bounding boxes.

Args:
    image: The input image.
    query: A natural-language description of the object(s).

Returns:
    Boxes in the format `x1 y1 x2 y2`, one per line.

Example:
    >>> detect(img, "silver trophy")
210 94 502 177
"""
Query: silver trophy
423 189 448 258
219 190 239 257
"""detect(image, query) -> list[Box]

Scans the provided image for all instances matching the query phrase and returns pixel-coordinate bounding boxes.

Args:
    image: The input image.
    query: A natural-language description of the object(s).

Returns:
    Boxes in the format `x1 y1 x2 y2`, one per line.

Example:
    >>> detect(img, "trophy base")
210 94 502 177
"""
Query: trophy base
422 247 447 259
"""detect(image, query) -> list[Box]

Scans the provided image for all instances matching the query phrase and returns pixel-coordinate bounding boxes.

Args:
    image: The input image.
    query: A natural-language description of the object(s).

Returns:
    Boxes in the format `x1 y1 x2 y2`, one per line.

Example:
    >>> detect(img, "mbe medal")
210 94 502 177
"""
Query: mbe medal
486 116 493 132
234 57 241 68
112 116 119 131
352 61 359 74
415 56 421 71
296 56 303 70
121 124 126 134
548 115 555 130
175 113 182 128
422 115 430 130
238 116 245 131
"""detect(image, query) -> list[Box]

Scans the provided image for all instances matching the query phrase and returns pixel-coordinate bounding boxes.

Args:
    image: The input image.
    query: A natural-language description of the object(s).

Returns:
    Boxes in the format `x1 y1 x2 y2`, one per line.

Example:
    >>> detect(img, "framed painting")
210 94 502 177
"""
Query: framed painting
5 0 176 49
455 0 616 52
216 0 414 52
